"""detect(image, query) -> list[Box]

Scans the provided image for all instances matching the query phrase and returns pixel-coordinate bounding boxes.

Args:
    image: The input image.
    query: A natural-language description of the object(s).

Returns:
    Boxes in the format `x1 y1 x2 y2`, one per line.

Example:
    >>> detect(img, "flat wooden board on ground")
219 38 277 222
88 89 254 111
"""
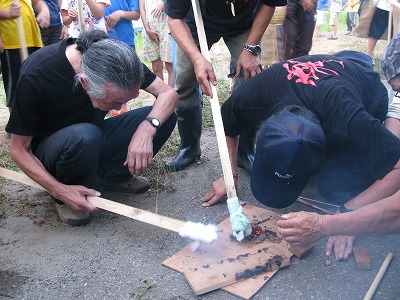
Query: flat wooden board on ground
162 205 292 299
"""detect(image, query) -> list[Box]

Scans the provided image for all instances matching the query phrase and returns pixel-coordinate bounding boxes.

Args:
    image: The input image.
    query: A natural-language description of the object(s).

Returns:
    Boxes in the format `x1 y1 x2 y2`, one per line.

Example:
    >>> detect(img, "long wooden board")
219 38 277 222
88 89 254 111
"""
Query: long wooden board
163 205 292 299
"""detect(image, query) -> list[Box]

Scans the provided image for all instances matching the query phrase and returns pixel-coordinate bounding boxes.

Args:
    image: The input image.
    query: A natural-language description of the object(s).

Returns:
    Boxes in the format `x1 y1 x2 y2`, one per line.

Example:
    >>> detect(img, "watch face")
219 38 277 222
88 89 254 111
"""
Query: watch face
152 119 160 127
253 45 261 55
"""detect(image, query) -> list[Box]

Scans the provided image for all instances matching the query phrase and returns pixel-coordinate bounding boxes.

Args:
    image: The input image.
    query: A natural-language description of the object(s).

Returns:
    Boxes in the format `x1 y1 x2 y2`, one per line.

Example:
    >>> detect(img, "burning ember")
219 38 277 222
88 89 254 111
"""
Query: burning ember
246 225 263 241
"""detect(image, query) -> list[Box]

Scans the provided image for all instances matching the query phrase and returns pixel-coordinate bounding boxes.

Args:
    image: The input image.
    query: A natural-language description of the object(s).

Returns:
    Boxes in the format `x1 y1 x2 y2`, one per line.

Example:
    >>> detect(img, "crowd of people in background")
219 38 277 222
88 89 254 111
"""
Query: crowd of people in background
1 0 400 262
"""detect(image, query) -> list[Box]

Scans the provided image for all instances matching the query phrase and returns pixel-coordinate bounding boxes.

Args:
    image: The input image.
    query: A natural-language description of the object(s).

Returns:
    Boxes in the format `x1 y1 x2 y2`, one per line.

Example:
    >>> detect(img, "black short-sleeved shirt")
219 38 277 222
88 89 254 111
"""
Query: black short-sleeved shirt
221 54 400 181
165 0 287 38
6 38 156 151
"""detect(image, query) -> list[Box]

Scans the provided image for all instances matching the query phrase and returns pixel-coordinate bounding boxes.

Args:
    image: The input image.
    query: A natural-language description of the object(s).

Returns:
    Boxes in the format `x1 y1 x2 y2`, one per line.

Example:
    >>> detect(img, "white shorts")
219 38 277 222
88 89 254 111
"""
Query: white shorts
387 95 400 120
316 10 328 25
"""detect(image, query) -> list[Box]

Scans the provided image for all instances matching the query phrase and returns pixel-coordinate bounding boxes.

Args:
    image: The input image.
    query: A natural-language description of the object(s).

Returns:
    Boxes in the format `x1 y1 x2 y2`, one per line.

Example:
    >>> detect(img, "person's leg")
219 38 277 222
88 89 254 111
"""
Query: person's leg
165 39 205 171
100 106 177 182
290 7 316 57
35 123 104 188
164 61 174 87
367 8 389 57
34 123 103 225
283 0 301 60
151 58 165 81
318 151 375 204
225 30 256 172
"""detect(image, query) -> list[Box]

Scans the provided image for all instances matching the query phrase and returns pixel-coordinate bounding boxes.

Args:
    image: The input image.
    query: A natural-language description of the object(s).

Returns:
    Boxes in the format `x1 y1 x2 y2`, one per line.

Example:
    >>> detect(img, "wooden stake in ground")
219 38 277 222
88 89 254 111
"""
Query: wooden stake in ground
363 252 393 300
189 0 252 241
14 0 28 61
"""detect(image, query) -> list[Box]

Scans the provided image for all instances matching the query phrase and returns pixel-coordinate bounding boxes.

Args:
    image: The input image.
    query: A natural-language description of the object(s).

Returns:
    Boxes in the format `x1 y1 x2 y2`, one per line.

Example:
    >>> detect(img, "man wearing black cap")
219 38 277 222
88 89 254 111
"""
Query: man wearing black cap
202 35 400 259
277 32 400 252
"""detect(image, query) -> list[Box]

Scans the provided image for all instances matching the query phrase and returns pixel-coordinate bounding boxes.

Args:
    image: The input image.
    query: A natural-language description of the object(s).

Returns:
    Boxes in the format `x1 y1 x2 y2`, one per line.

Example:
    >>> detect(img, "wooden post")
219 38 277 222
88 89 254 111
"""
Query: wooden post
13 0 28 61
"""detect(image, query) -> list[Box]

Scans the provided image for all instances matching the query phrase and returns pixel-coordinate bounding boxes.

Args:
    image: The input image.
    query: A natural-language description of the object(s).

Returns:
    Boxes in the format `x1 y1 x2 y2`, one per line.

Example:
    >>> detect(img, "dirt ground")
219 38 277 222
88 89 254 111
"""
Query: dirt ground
0 29 399 300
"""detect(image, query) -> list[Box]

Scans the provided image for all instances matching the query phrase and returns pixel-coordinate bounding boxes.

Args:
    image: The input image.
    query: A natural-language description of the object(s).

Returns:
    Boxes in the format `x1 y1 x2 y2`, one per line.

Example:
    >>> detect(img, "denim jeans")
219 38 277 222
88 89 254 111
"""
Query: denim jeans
35 106 177 187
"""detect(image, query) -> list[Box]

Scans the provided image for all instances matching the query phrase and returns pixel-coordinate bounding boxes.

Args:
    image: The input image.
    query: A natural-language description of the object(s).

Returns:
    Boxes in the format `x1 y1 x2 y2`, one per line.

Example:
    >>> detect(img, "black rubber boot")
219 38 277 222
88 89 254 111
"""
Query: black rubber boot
165 107 202 171
237 129 256 174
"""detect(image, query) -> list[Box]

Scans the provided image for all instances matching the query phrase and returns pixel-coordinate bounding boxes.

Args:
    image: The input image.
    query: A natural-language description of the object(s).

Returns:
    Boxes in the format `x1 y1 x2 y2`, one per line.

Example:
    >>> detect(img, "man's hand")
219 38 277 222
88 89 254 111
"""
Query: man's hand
124 122 155 176
8 2 21 19
236 50 262 80
326 235 355 261
60 25 69 39
277 212 325 246
201 177 245 207
105 10 123 29
36 10 50 28
53 184 99 212
193 56 217 97
300 0 316 12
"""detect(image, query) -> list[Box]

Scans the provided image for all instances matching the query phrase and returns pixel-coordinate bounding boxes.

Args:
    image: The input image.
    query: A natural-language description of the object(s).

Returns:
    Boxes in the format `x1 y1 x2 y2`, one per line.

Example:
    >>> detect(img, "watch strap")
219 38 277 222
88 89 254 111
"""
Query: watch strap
339 204 353 213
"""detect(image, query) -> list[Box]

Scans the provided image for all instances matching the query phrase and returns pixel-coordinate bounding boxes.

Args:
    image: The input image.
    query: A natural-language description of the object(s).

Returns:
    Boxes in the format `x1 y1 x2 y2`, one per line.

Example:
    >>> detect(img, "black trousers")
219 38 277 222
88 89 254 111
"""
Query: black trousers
35 106 177 187
283 0 316 60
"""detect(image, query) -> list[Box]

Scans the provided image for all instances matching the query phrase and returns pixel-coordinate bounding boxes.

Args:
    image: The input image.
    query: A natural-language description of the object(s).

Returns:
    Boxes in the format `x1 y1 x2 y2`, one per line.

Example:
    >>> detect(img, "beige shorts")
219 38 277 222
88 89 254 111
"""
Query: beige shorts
329 12 339 26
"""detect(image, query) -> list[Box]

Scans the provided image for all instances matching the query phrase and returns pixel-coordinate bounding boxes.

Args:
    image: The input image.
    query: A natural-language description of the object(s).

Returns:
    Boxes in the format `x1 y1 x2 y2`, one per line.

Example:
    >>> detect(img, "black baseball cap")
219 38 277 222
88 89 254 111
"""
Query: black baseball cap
251 106 326 208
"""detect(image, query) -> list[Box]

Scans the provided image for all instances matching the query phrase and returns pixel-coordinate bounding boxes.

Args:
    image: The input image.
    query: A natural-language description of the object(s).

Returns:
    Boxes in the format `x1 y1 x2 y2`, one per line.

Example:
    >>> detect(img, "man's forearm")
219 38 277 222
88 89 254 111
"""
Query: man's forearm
244 5 275 45
323 193 400 236
168 17 203 65
346 160 400 210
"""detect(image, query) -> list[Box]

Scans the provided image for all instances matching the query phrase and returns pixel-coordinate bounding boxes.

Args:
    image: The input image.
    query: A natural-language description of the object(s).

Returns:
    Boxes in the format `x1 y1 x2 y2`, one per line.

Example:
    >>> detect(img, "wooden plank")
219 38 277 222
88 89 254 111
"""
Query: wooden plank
289 243 315 259
354 246 371 270
163 205 292 299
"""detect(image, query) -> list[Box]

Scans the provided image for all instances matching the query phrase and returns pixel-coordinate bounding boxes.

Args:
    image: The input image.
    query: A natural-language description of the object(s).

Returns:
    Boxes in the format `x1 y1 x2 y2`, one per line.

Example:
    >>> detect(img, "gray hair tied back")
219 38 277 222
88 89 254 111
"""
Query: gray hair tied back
75 30 144 99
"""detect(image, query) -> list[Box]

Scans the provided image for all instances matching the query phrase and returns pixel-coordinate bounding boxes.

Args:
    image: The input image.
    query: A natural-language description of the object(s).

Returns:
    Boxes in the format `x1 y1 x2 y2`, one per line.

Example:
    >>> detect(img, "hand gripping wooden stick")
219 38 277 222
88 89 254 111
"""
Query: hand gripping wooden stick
190 0 252 241
13 0 28 61
0 167 217 243
363 252 394 300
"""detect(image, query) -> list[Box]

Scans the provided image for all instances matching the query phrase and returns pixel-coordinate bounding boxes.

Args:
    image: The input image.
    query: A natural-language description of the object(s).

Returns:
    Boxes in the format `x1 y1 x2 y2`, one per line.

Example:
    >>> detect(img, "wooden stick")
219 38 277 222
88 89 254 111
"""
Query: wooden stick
296 197 336 215
0 167 186 233
13 0 28 61
76 0 85 31
190 0 236 199
363 252 394 300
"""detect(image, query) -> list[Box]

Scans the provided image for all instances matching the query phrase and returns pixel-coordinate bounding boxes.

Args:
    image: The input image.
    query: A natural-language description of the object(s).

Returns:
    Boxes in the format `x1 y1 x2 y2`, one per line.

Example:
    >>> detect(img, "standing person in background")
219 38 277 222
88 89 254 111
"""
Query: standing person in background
61 0 110 38
366 0 390 58
38 0 69 45
327 0 342 40
140 0 173 88
105 0 140 116
165 0 287 172
342 0 360 35
283 0 317 59
0 0 49 125
314 0 331 38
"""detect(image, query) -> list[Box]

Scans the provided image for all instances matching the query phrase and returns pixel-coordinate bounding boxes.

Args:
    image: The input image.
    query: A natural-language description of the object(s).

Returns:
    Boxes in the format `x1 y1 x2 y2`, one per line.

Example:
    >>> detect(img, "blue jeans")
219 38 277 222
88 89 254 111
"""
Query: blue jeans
34 106 176 187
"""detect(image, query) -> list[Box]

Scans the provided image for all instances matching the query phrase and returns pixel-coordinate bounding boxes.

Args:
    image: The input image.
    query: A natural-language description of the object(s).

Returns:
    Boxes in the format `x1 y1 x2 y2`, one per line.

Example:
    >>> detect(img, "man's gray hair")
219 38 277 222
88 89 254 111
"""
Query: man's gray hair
76 30 143 99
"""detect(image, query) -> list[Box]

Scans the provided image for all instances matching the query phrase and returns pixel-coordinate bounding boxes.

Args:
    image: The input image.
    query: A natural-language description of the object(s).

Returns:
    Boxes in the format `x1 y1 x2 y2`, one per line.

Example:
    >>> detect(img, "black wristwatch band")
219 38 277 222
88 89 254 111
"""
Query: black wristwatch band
339 204 353 213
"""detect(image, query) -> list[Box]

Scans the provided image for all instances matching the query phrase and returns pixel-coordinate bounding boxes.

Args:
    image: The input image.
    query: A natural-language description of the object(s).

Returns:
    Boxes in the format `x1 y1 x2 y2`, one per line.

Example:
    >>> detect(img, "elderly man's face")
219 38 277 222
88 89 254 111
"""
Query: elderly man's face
90 83 140 111
389 76 400 94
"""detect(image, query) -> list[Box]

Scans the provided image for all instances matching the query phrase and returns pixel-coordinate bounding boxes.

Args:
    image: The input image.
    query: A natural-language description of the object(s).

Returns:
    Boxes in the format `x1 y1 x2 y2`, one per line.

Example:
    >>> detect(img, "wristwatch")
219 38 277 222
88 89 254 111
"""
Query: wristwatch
145 117 160 129
243 44 261 56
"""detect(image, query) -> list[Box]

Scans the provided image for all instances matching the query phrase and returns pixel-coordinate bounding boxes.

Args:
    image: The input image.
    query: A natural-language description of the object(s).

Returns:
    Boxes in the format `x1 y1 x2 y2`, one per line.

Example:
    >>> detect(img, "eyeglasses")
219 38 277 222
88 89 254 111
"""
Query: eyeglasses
395 91 400 98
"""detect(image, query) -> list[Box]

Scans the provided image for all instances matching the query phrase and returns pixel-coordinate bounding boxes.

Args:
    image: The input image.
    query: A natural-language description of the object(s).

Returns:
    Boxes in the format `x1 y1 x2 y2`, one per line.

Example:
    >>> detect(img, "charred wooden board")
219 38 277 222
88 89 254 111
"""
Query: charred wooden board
163 205 292 299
